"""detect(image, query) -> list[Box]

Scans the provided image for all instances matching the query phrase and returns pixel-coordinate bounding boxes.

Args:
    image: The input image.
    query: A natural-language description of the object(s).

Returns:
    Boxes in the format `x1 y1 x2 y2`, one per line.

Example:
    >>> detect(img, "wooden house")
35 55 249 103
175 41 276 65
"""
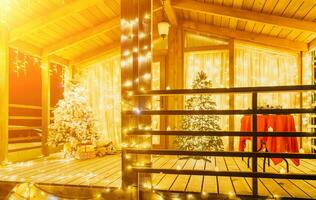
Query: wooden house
0 0 315 199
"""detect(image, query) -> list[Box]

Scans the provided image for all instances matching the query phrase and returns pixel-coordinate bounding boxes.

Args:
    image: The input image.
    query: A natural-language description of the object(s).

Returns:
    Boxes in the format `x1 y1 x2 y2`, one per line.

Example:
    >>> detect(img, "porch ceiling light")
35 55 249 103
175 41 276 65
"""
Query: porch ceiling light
158 21 170 40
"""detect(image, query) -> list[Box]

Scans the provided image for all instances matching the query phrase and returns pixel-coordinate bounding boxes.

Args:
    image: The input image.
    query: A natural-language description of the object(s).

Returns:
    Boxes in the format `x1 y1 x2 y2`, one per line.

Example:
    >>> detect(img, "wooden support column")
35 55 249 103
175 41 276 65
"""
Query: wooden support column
121 0 153 189
167 26 184 148
228 39 235 151
41 56 50 156
298 51 303 147
0 23 9 163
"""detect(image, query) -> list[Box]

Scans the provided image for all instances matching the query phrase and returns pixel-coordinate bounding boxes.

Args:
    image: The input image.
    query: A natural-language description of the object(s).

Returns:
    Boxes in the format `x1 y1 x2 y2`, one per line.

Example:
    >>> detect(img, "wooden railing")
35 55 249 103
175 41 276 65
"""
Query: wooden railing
8 104 42 151
121 85 316 198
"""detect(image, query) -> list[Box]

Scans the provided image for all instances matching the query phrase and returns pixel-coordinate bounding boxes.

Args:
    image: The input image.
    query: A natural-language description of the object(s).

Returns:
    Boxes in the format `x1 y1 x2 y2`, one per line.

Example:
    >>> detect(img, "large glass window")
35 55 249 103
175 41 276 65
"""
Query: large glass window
183 33 312 151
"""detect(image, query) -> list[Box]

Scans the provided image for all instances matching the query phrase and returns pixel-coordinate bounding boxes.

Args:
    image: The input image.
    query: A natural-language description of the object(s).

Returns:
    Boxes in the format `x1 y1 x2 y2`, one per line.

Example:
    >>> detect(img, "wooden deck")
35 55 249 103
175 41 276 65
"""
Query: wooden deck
151 156 316 199
0 153 315 199
0 153 122 188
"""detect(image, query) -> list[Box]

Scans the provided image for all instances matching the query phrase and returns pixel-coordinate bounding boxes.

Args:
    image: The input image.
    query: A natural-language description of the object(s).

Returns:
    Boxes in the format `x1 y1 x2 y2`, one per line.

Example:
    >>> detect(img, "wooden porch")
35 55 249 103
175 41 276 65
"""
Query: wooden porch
1 153 315 199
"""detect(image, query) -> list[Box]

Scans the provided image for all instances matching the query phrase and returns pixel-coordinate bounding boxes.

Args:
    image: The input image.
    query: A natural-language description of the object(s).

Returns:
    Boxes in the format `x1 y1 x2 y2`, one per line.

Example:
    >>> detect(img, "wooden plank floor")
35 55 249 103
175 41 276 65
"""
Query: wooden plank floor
0 153 122 188
151 156 316 199
0 153 315 199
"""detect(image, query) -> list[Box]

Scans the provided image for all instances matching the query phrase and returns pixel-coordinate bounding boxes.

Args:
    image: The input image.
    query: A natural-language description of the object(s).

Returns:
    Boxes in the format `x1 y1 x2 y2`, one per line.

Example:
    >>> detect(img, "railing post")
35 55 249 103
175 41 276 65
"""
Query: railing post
252 92 258 196
0 22 9 163
41 56 50 156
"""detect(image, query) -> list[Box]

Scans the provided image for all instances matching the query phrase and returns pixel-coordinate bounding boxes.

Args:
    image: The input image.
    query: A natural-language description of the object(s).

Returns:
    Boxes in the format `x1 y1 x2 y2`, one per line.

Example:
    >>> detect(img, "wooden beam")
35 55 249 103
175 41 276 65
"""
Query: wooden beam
153 6 163 12
235 40 300 54
173 0 316 33
75 47 168 67
72 42 120 67
0 23 9 163
10 40 42 56
161 0 178 26
182 21 308 52
9 0 103 42
42 17 120 56
184 44 229 52
309 38 316 51
49 55 69 66
41 56 50 157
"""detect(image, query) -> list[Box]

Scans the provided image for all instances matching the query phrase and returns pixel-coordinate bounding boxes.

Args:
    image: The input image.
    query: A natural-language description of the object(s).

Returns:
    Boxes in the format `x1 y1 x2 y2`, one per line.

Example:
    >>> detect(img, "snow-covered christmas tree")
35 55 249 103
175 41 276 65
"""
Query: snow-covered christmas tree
48 82 99 148
174 71 224 154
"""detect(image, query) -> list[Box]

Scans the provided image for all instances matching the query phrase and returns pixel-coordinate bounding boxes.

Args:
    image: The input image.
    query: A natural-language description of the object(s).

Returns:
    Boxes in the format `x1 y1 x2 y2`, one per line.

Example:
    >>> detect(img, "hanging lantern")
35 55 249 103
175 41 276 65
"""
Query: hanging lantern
158 0 170 40
158 21 170 40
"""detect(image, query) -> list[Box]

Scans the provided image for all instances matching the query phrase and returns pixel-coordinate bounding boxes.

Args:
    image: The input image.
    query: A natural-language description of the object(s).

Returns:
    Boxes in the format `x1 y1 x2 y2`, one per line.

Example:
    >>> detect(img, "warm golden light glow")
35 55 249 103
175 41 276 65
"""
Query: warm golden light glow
0 0 11 23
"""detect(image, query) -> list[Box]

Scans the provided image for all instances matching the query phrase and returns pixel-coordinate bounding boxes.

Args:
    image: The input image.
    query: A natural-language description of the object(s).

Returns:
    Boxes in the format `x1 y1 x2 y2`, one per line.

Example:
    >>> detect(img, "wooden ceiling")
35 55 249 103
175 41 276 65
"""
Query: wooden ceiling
4 0 316 67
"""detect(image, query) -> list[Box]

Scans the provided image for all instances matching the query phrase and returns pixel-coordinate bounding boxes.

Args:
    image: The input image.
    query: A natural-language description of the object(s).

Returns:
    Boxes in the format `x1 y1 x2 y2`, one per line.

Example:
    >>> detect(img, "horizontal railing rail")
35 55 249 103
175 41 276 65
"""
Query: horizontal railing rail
8 104 43 149
126 130 316 137
133 167 316 180
9 104 42 110
124 108 316 115
8 125 42 131
124 149 316 159
8 145 42 153
9 116 42 120
128 85 316 96
132 168 316 180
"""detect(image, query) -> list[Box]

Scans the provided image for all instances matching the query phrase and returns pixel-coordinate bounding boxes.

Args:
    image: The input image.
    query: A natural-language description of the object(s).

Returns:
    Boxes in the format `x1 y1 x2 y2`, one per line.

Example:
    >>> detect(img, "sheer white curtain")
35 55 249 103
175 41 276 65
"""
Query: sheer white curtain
184 50 230 114
234 44 299 110
185 51 229 90
80 55 121 147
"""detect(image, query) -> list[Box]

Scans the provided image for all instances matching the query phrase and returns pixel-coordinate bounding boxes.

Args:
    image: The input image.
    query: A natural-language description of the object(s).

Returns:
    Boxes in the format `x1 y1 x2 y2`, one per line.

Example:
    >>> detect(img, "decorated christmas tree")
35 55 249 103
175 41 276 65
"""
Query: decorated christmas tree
48 82 99 148
174 71 224 154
